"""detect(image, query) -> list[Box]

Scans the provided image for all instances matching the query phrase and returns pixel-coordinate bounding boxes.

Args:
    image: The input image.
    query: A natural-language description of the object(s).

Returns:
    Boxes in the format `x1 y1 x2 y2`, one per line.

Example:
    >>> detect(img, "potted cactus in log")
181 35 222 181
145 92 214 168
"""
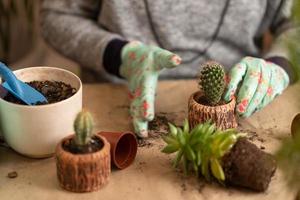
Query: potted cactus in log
188 61 237 130
55 110 110 192
162 120 277 192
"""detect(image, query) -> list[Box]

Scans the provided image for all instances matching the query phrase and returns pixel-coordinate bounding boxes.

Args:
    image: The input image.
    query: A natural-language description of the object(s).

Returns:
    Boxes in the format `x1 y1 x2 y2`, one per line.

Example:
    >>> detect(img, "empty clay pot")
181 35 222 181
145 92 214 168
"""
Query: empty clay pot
98 131 137 169
188 91 237 130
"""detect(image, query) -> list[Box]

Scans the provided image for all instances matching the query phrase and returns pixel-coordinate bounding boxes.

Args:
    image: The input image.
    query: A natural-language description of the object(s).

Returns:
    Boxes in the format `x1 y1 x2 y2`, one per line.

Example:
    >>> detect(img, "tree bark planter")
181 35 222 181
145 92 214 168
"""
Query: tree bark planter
188 91 237 130
98 131 138 169
55 134 110 193
222 138 277 191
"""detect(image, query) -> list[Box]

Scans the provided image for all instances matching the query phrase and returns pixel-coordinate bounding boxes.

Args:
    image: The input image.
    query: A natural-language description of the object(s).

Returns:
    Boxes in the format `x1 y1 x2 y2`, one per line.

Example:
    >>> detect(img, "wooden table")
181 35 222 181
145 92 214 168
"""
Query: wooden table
1 80 299 200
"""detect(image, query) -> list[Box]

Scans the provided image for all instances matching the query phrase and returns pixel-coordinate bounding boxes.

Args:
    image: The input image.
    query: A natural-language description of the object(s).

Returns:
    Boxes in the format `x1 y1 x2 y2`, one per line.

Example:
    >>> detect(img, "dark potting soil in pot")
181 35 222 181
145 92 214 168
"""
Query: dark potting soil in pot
196 95 227 106
3 81 77 105
63 136 104 154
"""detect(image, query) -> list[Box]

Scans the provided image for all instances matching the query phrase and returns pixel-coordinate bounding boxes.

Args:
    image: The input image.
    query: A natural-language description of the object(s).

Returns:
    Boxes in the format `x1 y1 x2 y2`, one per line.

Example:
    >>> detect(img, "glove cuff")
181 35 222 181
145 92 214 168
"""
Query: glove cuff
103 39 129 78
265 56 295 84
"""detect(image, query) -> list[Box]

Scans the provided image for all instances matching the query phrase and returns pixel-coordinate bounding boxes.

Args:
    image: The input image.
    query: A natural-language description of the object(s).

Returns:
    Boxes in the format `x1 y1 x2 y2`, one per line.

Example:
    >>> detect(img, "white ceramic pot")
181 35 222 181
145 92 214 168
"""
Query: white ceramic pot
0 67 82 158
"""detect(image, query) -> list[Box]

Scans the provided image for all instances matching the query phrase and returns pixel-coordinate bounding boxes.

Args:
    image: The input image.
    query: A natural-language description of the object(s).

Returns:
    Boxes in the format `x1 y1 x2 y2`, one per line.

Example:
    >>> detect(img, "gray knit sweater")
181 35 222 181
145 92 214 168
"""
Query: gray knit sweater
40 0 294 81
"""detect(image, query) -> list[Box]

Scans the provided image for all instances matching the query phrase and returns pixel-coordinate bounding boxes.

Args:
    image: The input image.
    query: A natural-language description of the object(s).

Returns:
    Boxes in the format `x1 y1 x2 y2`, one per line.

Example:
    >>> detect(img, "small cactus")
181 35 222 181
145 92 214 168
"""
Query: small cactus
74 110 94 146
199 61 226 105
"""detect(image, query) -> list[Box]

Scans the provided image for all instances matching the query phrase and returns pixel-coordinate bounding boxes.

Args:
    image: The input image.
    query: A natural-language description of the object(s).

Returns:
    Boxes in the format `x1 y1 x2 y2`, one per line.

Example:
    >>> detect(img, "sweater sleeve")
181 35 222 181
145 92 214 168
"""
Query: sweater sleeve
40 0 123 74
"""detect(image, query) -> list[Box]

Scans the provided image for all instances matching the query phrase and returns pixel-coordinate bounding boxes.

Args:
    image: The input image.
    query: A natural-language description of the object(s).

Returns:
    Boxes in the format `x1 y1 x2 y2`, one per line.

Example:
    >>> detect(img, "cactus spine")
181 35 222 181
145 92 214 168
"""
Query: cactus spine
74 110 94 146
199 61 226 105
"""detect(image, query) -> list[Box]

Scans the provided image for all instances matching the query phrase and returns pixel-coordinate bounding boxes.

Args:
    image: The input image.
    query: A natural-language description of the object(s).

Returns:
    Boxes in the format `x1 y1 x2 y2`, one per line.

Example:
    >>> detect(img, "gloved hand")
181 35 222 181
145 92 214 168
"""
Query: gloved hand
120 41 181 138
224 56 289 117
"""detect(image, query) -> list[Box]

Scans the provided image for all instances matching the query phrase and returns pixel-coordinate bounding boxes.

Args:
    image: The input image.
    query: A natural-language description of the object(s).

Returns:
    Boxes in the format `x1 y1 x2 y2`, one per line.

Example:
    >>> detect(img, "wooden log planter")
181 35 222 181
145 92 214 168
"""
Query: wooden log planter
188 91 237 130
55 134 110 192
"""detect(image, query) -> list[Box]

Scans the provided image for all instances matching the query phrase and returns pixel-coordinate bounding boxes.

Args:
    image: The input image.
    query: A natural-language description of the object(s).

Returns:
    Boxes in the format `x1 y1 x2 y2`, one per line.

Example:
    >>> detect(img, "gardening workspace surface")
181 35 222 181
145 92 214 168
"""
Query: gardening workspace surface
0 80 299 200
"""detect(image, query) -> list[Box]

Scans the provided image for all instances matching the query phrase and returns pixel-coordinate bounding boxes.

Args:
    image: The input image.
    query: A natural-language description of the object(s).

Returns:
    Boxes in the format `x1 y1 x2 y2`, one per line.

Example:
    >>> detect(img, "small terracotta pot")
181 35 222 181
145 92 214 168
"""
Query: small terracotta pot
98 131 137 170
55 134 110 193
188 91 237 130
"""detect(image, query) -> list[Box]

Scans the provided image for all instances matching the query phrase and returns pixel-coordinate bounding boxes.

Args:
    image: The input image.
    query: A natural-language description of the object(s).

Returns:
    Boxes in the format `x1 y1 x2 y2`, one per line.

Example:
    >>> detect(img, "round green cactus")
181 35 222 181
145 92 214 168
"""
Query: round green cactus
199 61 226 105
74 110 94 146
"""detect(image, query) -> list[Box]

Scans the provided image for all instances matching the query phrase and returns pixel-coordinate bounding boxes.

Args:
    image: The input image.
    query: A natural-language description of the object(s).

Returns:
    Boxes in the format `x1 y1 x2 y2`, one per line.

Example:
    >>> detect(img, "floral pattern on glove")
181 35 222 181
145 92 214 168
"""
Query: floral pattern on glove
120 41 181 138
224 56 289 117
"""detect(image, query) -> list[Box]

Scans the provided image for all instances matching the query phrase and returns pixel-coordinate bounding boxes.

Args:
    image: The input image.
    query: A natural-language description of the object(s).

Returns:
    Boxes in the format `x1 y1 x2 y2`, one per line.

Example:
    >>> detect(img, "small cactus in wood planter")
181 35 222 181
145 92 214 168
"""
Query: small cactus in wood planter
188 61 237 130
55 110 111 192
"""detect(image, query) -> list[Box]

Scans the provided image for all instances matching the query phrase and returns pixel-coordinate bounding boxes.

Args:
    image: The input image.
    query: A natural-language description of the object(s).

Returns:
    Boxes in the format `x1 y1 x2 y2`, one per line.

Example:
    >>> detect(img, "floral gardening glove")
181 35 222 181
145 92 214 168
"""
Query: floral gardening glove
120 41 181 138
224 56 289 117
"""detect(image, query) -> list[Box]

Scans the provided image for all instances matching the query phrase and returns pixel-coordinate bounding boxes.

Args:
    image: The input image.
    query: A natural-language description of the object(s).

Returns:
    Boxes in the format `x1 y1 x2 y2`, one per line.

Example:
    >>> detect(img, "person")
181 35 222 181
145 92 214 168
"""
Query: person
40 0 295 138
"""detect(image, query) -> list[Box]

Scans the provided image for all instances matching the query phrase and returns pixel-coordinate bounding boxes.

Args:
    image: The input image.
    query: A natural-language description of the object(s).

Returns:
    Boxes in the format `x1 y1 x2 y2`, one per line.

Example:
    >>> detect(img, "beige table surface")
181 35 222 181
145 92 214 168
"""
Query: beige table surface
1 80 299 200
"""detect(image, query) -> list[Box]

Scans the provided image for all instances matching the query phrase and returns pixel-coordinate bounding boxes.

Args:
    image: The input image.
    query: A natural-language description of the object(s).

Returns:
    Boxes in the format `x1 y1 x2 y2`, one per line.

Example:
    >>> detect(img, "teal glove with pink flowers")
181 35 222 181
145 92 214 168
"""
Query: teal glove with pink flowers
120 41 181 138
224 57 289 117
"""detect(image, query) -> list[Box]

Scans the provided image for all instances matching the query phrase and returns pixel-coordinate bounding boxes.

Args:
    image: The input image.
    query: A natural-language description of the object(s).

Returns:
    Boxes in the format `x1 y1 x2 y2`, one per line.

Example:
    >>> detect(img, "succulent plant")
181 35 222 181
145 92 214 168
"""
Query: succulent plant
199 61 226 105
74 110 94 146
162 119 244 182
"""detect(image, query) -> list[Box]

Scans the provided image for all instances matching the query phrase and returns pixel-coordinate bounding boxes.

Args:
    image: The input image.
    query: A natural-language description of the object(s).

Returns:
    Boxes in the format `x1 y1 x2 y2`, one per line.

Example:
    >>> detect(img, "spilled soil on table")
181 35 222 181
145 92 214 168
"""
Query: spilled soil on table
138 111 185 148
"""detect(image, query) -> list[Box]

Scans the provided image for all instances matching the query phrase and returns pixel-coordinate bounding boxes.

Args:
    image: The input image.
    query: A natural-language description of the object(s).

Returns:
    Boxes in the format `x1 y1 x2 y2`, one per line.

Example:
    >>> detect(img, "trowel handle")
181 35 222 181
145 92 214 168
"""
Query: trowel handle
0 62 23 95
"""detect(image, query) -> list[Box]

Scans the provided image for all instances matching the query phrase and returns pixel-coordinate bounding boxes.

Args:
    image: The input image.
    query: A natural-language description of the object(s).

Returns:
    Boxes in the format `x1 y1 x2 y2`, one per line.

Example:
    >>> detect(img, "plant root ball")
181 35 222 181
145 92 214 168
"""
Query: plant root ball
222 138 277 192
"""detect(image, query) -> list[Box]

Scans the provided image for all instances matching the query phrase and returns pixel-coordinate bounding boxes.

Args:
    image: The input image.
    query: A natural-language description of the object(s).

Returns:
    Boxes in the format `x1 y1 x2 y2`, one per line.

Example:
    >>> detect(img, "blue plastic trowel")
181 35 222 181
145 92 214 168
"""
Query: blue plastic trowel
0 62 48 105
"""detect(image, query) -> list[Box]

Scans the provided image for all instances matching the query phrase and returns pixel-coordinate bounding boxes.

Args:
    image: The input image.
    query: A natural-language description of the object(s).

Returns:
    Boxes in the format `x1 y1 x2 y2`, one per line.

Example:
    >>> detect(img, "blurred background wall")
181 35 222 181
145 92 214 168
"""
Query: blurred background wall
0 0 80 75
